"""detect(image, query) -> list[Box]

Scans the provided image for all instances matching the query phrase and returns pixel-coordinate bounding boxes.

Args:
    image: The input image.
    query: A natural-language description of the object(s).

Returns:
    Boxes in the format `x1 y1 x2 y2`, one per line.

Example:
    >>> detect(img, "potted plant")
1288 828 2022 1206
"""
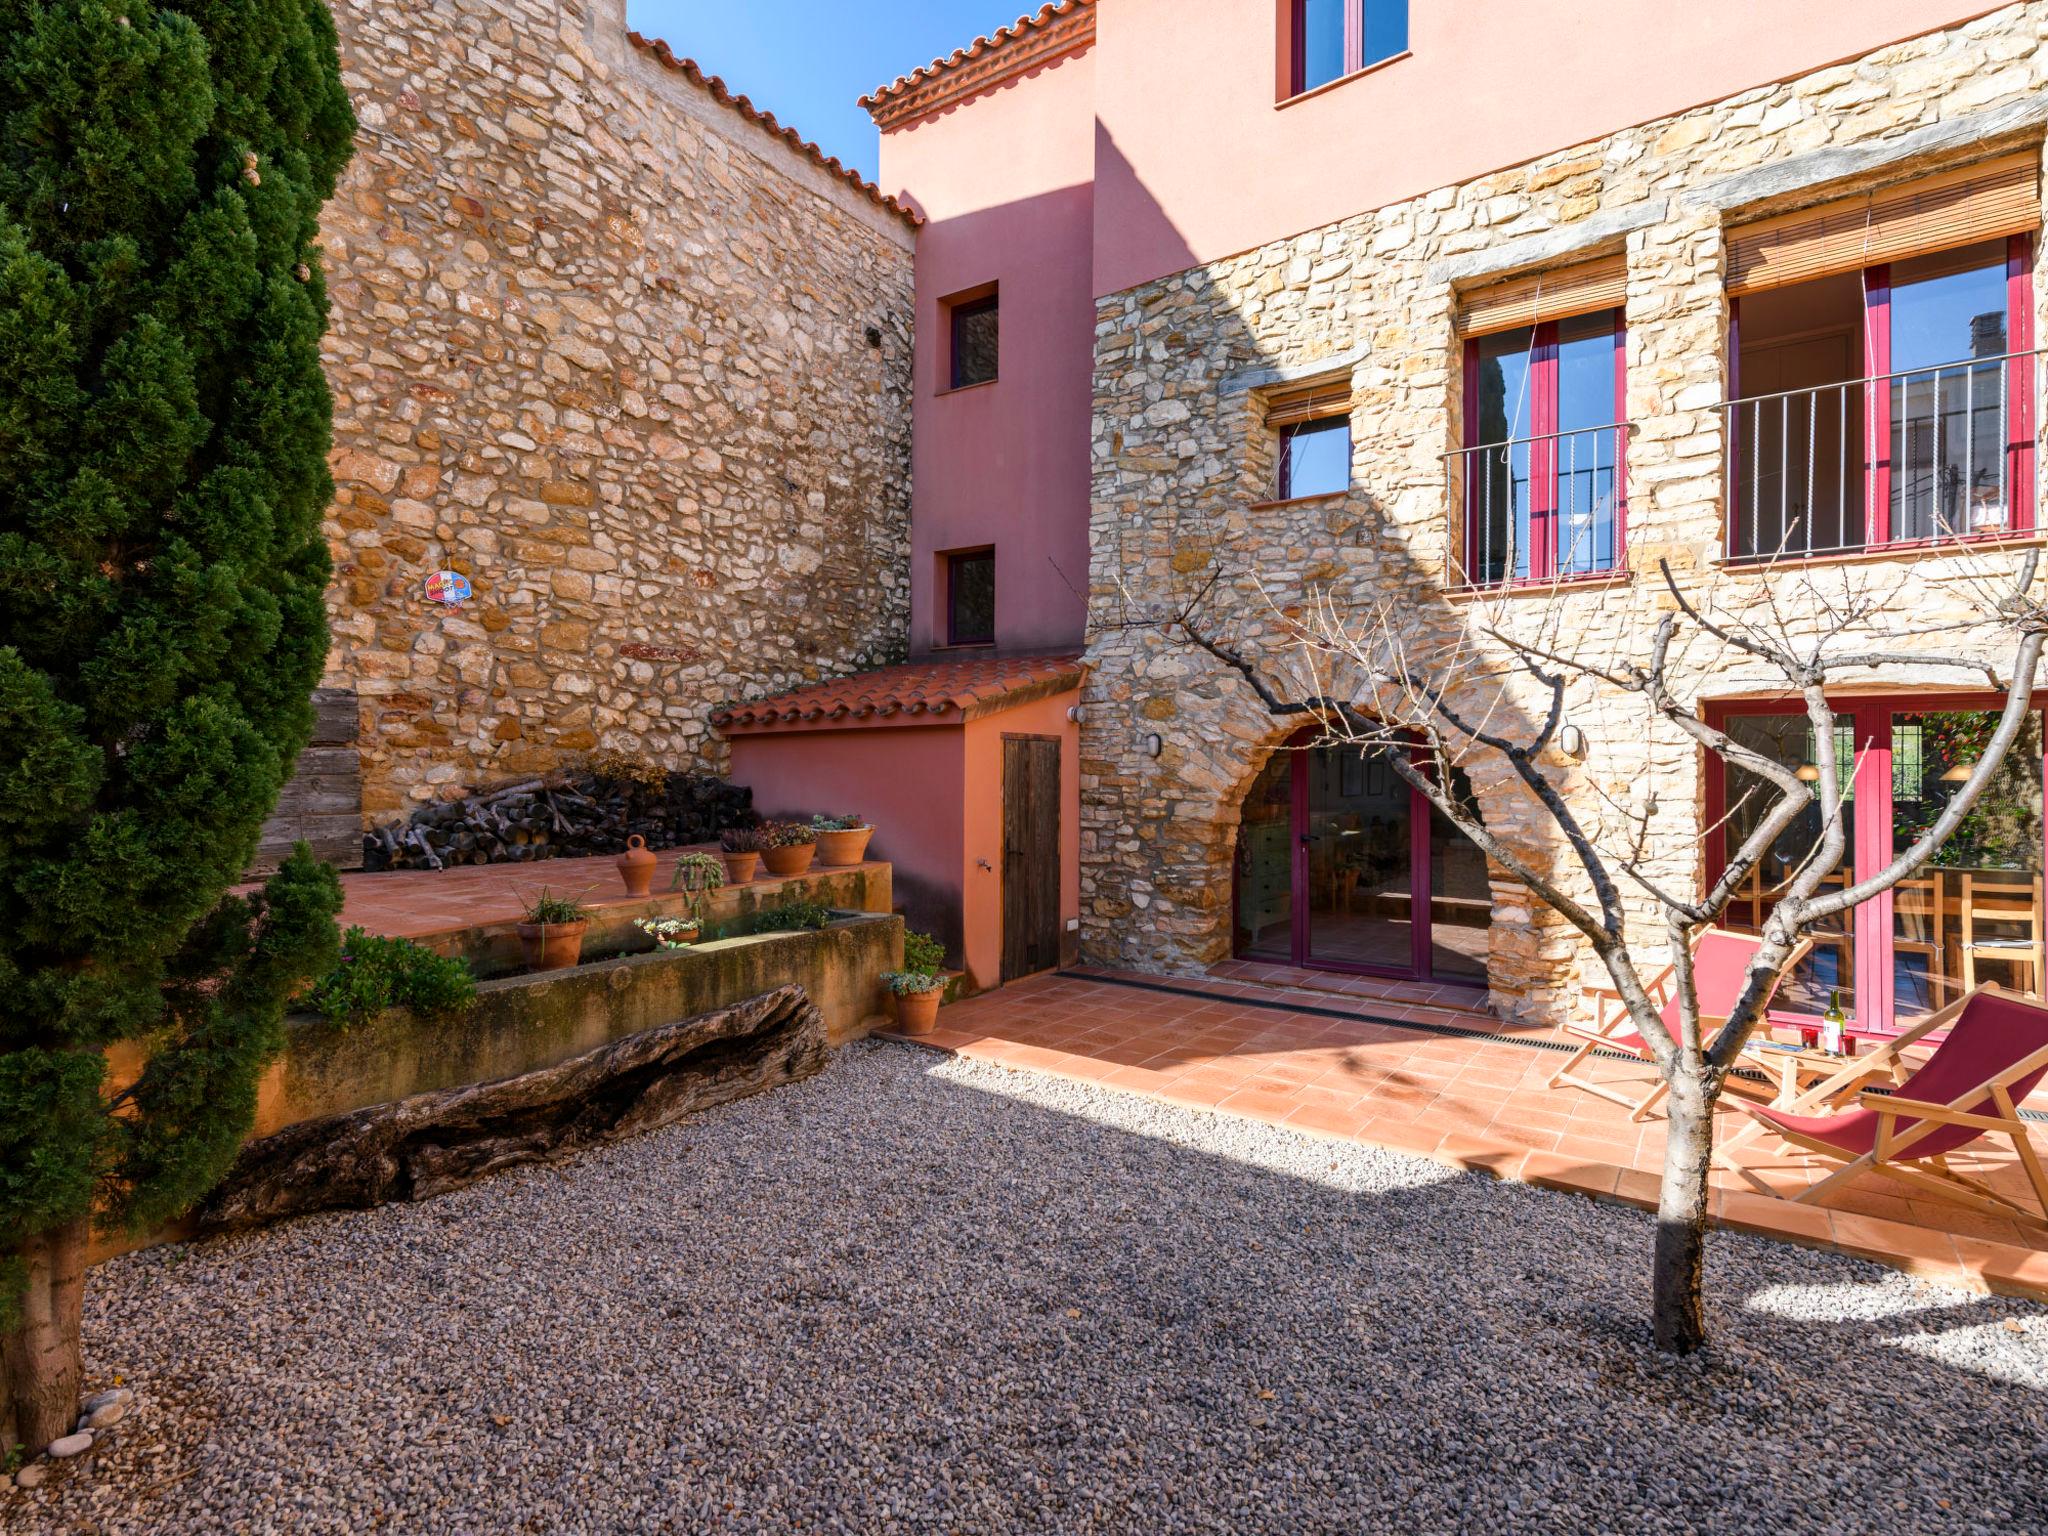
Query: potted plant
517 889 591 972
885 930 948 1035
759 819 817 878
636 916 700 950
719 825 767 884
811 813 874 867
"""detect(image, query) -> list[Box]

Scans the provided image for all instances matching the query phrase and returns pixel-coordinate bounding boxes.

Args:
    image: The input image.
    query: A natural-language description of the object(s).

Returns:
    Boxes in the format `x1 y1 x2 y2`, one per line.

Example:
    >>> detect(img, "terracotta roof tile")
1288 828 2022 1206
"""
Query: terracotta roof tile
860 1 1095 130
627 32 923 228
712 651 1086 734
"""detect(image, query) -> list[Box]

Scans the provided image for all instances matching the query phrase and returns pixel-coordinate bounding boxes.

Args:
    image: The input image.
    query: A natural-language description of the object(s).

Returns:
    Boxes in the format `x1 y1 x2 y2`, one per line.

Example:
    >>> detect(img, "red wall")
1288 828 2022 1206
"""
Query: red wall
877 46 1097 657
1092 0 2007 296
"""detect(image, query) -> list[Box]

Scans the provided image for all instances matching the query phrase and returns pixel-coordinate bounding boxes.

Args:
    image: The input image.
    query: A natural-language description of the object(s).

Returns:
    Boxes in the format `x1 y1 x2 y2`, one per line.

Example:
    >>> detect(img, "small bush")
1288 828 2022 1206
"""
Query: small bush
721 825 769 854
309 929 478 1028
717 898 835 938
902 930 945 976
883 970 945 996
763 819 817 848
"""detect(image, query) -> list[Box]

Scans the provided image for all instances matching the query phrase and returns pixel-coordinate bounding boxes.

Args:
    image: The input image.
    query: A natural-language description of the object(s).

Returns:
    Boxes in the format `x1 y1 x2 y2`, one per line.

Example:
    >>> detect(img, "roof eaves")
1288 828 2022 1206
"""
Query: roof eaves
859 0 1095 131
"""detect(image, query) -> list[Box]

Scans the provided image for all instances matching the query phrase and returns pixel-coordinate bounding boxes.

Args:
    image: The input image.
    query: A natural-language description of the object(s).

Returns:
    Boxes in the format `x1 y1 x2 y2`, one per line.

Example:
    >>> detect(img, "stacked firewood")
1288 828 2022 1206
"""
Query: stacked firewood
362 771 758 872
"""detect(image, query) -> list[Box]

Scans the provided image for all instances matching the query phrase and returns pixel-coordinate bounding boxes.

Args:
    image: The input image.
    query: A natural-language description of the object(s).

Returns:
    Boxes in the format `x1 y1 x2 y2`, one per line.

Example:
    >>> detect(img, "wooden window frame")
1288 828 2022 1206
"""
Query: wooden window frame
1280 0 1410 101
944 286 999 392
944 547 996 648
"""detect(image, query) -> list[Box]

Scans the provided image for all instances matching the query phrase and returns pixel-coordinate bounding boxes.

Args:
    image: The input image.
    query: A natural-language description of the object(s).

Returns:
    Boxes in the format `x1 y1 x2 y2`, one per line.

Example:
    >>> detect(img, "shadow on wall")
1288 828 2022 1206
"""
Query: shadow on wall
1078 126 1550 991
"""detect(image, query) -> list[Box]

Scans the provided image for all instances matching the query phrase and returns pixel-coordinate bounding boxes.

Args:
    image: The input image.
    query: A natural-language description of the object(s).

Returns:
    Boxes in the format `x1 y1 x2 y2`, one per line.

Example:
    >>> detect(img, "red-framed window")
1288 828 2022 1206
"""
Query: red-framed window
1727 233 2035 560
944 548 995 647
1704 692 2048 1036
1460 307 1628 586
1289 0 1409 96
1277 416 1351 501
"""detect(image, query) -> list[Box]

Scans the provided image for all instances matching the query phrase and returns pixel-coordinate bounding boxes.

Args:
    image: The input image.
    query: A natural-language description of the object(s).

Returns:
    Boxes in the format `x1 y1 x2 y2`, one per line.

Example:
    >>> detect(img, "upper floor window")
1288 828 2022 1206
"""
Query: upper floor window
1722 153 2040 562
1455 256 1629 588
1266 380 1354 501
1291 0 1408 96
945 548 996 646
947 288 999 390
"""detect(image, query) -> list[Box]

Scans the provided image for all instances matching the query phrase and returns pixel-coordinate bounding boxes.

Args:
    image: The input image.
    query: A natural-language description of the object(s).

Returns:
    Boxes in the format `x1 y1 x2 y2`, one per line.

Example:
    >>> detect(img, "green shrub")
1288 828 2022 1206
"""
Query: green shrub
522 889 591 925
717 898 835 938
902 930 945 976
307 929 476 1028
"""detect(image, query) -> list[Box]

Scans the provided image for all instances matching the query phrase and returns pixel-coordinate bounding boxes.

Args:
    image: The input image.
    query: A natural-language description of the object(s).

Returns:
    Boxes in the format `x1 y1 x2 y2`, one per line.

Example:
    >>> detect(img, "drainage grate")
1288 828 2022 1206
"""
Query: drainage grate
1064 968 2048 1123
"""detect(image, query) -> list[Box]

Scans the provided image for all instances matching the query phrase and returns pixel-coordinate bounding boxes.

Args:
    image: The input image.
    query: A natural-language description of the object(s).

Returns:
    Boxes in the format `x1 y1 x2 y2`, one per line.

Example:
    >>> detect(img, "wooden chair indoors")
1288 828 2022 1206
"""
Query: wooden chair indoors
1958 872 2044 996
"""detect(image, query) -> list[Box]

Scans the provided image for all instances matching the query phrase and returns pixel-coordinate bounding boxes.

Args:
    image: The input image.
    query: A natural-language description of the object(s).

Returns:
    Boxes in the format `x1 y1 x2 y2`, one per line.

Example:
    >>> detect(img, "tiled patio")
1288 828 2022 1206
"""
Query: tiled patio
904 967 2048 1300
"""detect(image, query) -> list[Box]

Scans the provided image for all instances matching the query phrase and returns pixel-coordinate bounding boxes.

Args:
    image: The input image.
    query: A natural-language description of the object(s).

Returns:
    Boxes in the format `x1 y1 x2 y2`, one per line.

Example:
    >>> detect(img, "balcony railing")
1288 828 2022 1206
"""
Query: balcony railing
1444 422 1630 590
1716 348 2040 563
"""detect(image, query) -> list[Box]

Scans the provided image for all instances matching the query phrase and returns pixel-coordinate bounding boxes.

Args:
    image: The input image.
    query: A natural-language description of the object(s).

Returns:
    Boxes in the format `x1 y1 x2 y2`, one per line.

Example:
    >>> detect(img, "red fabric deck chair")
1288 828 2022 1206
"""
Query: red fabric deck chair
1548 928 1811 1122
1727 984 2048 1222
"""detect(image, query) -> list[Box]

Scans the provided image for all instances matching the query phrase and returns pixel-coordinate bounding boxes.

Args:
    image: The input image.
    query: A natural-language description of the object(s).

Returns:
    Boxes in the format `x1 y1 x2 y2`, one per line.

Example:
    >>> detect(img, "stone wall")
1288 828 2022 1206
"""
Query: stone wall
1080 2 2048 1022
318 0 916 820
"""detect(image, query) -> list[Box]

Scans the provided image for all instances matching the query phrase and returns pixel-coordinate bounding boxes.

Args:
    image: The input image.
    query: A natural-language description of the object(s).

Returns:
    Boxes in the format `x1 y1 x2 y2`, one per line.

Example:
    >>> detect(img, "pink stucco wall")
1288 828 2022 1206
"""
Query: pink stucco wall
1092 0 2009 296
726 689 1080 992
876 45 1097 656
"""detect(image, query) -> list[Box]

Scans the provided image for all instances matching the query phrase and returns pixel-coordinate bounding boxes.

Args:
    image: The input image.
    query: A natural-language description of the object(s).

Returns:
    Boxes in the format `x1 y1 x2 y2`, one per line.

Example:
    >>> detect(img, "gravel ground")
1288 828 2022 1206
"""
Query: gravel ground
10 1040 2048 1535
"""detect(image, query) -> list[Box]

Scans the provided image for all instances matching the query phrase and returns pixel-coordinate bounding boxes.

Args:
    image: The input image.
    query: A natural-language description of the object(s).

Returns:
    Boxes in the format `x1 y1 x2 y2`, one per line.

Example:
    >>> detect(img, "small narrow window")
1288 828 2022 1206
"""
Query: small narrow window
1290 0 1408 96
1277 417 1351 500
948 290 999 389
946 549 996 646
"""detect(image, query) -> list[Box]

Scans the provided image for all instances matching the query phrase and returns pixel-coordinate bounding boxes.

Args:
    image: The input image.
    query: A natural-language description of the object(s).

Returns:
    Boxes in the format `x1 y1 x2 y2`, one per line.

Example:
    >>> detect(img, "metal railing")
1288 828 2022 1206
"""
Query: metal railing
1443 422 1630 589
1716 348 2040 562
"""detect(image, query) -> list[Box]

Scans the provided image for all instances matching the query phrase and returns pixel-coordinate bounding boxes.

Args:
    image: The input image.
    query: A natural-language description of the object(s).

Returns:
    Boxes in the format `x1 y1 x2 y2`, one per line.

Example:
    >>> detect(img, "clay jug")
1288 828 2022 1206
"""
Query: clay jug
617 834 657 897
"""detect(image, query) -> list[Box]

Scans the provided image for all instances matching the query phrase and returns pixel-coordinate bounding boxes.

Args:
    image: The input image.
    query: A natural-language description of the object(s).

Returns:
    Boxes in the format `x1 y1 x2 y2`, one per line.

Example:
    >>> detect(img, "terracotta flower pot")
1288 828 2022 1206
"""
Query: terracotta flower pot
894 987 943 1036
517 919 588 973
720 850 762 884
616 834 656 897
760 843 816 878
816 826 874 866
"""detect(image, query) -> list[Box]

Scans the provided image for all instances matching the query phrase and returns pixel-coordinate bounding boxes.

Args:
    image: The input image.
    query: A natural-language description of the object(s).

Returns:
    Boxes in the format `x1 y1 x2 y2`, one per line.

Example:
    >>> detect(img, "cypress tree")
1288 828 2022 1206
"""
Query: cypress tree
0 0 355 1457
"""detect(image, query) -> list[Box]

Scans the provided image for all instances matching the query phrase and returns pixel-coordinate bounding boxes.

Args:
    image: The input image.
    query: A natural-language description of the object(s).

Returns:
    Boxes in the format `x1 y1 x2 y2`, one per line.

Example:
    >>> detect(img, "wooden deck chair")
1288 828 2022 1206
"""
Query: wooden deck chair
1549 928 1813 1122
1724 984 2048 1223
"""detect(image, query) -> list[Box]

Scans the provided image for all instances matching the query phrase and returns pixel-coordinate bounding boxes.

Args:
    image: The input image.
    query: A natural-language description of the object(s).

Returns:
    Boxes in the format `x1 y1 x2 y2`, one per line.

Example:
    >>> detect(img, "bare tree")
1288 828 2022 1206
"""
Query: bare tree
1109 544 2048 1352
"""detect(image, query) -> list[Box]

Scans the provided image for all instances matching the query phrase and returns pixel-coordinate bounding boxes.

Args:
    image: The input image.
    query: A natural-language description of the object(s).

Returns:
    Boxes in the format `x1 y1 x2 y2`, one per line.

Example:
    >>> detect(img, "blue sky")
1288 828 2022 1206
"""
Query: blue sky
626 1 1039 183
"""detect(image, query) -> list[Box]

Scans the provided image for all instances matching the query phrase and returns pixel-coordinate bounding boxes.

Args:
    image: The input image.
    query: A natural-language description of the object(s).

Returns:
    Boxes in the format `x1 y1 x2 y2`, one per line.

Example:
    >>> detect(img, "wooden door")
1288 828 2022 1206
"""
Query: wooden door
1002 735 1062 983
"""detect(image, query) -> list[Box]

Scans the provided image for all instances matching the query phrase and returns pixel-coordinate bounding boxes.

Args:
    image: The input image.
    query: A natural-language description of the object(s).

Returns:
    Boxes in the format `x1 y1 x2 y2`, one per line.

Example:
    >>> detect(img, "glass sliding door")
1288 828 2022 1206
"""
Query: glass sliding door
1711 697 2048 1033
1232 734 1490 987
1234 752 1295 960
1306 745 1415 971
1890 709 2045 1016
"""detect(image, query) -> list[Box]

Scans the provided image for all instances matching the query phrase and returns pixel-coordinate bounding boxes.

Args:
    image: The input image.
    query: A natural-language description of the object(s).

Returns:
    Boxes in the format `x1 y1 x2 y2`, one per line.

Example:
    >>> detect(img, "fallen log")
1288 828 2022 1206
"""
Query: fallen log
196 984 827 1234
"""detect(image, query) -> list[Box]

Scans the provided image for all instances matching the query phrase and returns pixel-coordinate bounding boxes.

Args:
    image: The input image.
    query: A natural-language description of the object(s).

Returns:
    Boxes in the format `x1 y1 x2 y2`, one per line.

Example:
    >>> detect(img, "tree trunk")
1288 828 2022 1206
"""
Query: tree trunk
1 1217 87 1461
1652 1079 1714 1353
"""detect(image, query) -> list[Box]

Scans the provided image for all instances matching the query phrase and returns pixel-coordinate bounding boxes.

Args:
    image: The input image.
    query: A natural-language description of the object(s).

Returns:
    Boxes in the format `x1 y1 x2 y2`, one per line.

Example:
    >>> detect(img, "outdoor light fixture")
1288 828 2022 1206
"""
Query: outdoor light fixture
1145 733 1163 759
1941 759 1978 783
1557 724 1588 761
1795 762 1823 783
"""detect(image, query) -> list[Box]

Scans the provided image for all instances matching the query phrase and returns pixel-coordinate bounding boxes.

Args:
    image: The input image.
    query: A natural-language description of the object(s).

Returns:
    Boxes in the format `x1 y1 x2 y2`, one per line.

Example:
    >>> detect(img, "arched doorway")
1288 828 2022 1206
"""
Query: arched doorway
1233 728 1490 986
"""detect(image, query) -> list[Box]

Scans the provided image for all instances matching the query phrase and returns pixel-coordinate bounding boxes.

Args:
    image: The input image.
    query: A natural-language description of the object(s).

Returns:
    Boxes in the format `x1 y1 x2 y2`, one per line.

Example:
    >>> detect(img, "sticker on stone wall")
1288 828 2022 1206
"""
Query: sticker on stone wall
424 570 472 605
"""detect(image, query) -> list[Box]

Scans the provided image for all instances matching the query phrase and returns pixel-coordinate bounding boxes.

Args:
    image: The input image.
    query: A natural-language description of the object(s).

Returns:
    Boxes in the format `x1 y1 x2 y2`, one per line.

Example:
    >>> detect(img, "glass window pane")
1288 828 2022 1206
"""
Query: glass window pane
1470 328 1535 583
948 552 994 645
1279 417 1350 499
1362 0 1409 66
1892 710 2043 1018
1298 0 1346 91
1888 245 2008 541
1721 714 1858 1018
950 295 998 389
1236 753 1295 959
1554 310 1621 575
